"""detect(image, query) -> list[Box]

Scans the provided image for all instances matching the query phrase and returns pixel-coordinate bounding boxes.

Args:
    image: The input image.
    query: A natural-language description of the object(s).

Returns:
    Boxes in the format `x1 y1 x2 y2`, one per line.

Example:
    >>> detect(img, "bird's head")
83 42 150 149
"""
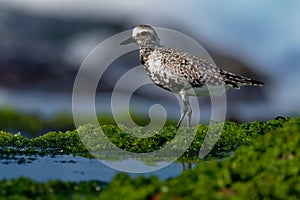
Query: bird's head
120 25 160 48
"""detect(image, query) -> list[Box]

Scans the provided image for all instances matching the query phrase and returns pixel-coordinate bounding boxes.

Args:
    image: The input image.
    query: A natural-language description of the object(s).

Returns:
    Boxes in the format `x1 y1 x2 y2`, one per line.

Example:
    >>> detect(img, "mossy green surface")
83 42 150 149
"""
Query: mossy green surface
0 117 299 199
0 117 292 160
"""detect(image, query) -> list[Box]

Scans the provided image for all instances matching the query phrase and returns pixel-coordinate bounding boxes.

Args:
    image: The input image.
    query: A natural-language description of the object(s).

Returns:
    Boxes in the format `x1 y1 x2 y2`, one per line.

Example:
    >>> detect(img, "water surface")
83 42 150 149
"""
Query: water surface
0 155 191 182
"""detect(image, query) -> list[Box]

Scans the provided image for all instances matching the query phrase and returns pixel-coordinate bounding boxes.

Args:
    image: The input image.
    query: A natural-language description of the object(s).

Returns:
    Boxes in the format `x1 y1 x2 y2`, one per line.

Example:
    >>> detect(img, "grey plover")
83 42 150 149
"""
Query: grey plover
121 25 264 127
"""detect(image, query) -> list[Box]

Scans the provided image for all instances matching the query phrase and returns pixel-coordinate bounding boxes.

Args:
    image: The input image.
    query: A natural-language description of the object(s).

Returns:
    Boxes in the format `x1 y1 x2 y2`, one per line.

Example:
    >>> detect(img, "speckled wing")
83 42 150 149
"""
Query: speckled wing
156 47 224 88
156 47 264 89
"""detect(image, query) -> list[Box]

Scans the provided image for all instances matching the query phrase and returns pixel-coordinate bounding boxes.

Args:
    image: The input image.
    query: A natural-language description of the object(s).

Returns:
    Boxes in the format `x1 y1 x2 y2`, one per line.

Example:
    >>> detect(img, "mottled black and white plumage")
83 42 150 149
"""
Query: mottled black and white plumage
121 25 264 127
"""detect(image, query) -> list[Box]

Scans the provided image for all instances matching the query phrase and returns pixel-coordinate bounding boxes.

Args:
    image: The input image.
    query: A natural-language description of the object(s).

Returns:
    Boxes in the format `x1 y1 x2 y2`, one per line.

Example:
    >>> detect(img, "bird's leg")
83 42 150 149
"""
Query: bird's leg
177 92 192 128
186 100 192 127
177 105 188 128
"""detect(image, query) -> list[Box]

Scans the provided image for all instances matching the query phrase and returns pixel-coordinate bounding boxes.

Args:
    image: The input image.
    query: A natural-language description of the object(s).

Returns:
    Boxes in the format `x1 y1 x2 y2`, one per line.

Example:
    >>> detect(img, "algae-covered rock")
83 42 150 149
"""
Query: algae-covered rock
0 117 295 160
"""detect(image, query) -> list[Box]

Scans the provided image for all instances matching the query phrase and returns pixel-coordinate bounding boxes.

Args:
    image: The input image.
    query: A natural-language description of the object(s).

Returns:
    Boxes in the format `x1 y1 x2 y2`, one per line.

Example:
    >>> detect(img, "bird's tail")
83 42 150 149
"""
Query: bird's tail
219 69 264 88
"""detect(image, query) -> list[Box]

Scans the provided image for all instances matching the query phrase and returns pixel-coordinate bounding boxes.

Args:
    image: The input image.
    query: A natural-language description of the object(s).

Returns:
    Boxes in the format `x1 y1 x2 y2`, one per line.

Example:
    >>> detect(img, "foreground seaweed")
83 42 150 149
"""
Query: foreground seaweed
0 117 299 199
0 177 105 199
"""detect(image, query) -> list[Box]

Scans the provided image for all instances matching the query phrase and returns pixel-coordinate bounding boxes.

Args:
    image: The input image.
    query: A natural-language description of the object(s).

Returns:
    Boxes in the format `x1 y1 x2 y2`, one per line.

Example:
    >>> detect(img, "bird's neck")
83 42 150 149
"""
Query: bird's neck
139 46 156 65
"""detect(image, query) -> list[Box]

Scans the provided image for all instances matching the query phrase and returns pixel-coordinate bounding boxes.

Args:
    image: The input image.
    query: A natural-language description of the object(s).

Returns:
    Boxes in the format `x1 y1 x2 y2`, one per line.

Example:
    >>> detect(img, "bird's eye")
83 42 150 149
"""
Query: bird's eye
140 31 148 36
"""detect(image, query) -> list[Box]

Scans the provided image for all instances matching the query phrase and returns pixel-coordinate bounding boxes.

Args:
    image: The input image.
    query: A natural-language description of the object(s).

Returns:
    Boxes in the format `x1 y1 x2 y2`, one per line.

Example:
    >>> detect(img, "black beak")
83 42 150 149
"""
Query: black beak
120 37 135 45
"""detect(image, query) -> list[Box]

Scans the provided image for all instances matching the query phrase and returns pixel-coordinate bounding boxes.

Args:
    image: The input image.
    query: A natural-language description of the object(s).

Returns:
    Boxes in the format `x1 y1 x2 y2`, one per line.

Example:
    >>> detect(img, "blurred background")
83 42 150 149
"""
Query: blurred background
0 0 299 136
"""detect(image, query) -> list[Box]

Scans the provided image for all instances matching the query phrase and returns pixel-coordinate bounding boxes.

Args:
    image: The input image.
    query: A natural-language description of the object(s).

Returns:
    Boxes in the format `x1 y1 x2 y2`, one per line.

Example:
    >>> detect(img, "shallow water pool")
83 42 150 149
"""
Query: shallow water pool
0 155 193 182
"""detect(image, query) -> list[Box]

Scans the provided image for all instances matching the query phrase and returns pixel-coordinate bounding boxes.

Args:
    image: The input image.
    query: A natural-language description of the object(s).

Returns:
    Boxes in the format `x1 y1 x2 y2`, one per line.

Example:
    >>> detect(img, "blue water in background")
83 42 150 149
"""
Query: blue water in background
0 1 299 121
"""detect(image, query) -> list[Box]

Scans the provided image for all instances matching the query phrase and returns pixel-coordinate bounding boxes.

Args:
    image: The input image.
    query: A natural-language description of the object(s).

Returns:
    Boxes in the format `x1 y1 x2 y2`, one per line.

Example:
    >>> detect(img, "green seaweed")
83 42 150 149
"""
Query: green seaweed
0 177 105 199
0 116 294 161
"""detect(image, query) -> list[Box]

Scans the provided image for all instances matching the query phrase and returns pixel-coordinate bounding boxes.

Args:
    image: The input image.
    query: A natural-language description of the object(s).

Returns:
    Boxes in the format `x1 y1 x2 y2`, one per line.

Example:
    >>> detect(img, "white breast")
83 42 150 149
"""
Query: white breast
147 54 162 73
147 51 175 78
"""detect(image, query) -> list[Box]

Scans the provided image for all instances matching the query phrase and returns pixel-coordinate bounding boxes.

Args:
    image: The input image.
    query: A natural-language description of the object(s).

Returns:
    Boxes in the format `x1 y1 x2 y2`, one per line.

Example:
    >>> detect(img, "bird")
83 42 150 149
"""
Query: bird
120 25 264 128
